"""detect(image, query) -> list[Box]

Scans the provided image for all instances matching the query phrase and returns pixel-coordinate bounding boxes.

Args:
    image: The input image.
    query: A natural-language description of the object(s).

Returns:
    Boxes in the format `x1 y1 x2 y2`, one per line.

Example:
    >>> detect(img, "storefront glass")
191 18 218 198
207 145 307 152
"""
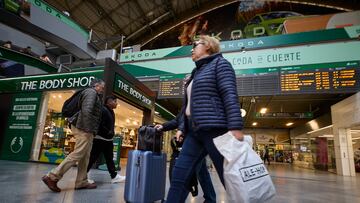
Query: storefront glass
38 90 74 163
37 90 144 163
113 99 143 158
291 135 336 172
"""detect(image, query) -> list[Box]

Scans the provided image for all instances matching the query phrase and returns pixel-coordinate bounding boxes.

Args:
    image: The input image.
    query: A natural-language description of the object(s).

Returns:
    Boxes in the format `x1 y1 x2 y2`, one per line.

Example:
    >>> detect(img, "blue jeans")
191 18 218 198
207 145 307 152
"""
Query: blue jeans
196 158 216 203
166 119 227 203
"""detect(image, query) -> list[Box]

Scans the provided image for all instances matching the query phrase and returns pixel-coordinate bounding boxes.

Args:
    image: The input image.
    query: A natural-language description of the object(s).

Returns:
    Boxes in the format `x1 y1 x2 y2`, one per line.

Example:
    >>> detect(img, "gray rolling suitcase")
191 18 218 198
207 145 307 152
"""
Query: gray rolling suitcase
124 150 167 203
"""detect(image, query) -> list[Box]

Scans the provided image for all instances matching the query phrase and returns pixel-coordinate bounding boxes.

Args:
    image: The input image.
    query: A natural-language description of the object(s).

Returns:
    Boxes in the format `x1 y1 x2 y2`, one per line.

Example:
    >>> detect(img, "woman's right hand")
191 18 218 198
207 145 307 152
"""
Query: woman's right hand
154 124 163 131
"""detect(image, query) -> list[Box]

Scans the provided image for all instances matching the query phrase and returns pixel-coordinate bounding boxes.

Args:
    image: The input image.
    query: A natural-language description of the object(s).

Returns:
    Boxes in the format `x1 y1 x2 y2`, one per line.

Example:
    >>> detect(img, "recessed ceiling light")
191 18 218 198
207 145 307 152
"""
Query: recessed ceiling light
252 122 257 126
286 122 294 126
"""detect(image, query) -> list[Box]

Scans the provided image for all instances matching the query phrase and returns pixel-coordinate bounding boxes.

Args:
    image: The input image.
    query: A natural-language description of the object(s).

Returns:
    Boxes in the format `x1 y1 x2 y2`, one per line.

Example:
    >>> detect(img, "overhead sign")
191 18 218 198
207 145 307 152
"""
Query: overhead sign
255 112 313 119
120 25 360 63
121 41 360 77
113 74 153 109
0 70 104 93
28 0 89 39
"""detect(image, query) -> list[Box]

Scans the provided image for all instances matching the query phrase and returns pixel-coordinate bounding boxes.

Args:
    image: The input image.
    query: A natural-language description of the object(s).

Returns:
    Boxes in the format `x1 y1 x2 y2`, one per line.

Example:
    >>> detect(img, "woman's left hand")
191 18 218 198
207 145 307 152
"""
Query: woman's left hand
230 130 244 141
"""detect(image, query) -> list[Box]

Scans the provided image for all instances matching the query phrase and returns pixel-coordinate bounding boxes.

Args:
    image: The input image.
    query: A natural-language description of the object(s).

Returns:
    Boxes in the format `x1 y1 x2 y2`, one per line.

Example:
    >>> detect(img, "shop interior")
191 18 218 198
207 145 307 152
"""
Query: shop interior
38 90 144 164
291 126 336 172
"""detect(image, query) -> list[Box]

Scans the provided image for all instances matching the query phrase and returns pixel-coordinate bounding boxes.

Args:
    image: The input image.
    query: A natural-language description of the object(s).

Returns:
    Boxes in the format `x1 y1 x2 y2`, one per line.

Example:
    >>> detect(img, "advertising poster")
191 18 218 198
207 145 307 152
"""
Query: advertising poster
0 92 42 161
145 1 341 49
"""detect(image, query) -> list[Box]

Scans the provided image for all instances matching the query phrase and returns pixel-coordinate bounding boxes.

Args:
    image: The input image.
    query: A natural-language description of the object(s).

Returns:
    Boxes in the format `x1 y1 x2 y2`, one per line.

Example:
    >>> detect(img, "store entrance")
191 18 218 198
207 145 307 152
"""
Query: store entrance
36 90 144 164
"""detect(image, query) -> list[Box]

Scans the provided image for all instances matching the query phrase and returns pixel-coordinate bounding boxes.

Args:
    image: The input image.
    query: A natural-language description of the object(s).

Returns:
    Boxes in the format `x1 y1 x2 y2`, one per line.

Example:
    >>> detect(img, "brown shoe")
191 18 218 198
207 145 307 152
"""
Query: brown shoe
42 175 61 192
75 183 97 190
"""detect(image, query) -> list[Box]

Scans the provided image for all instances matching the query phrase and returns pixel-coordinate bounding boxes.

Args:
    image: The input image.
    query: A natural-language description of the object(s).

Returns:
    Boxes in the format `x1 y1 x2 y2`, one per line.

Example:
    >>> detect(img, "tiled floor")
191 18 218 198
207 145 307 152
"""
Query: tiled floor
0 160 359 203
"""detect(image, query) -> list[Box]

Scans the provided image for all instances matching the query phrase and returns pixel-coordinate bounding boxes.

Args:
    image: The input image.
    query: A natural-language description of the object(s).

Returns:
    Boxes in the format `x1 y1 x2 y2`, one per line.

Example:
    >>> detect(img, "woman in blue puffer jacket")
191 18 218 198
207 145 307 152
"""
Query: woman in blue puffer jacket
166 35 244 203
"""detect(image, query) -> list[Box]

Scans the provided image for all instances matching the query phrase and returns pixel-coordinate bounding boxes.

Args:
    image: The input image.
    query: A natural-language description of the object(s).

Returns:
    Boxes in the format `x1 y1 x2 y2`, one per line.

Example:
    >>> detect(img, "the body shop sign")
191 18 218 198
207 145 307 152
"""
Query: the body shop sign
0 92 42 161
0 70 103 93
113 74 153 109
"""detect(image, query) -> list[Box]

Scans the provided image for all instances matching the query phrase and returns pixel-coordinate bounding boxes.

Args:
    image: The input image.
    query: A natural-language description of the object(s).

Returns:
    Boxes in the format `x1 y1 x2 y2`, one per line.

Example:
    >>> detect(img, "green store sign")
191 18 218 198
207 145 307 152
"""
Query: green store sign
0 92 42 161
113 74 153 109
0 70 104 93
29 0 89 39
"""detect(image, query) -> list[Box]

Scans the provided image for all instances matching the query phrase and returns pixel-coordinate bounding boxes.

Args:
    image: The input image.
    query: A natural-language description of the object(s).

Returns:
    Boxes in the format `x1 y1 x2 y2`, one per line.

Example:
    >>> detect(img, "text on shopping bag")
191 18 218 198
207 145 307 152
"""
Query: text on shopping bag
239 163 269 182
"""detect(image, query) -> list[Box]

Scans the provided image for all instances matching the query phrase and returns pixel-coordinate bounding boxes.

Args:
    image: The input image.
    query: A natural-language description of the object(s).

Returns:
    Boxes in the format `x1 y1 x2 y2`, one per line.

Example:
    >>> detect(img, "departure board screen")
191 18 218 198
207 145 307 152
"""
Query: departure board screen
158 74 188 98
157 61 360 98
280 66 360 94
236 68 279 96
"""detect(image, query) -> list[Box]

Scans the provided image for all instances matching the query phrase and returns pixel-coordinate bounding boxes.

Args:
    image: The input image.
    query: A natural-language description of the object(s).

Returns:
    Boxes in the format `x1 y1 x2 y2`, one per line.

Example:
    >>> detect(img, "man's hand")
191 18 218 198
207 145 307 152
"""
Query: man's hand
154 124 163 131
175 130 183 141
230 130 244 141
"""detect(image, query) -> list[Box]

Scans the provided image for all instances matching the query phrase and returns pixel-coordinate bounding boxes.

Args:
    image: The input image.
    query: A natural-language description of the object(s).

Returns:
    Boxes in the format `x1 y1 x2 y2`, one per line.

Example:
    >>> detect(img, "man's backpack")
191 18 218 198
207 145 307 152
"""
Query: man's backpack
61 89 85 117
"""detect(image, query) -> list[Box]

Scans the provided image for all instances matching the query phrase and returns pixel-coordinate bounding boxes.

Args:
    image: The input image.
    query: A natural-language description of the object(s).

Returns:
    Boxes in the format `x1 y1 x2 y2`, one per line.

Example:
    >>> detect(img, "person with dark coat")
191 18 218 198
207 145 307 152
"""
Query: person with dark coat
42 79 105 192
166 35 244 203
156 108 217 202
87 96 126 183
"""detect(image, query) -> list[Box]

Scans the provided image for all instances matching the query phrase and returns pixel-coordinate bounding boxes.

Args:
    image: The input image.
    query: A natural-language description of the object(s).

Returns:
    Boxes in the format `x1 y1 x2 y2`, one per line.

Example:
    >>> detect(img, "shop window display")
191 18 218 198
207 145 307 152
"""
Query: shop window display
39 91 74 163
113 99 143 158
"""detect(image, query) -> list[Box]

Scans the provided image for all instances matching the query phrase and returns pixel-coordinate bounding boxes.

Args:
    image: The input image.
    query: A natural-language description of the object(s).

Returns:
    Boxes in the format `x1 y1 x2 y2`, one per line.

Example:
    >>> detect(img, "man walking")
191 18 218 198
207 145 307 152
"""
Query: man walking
42 79 105 192
87 95 126 183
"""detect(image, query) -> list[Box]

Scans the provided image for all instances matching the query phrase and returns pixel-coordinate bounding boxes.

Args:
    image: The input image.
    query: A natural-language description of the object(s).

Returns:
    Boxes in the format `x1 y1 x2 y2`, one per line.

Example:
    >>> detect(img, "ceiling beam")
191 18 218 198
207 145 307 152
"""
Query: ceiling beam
89 1 128 29
85 0 126 36
69 0 84 13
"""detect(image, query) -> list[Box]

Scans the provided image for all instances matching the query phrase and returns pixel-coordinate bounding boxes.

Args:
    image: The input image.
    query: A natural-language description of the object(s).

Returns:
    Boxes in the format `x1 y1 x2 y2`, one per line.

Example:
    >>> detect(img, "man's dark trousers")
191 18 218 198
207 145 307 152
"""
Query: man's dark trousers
87 138 117 178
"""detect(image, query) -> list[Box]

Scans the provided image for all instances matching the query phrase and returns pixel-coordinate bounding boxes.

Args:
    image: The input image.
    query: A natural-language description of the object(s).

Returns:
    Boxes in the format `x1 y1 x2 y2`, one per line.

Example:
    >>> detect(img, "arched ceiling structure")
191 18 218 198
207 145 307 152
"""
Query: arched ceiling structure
45 0 360 49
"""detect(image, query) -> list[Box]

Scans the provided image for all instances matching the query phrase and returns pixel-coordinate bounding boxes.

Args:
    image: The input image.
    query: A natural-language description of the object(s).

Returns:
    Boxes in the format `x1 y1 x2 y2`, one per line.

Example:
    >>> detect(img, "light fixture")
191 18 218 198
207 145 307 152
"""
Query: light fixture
240 109 246 117
319 134 334 138
129 129 135 136
252 122 257 126
52 95 56 98
155 111 160 115
132 121 138 125
306 125 333 134
58 95 62 98
126 119 130 123
286 122 294 126
259 108 267 114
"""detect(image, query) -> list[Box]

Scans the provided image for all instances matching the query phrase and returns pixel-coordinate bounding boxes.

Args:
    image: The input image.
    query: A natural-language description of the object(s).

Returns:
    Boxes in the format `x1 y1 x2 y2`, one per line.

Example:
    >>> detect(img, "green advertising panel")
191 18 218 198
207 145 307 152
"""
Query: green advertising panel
0 70 104 93
121 41 360 76
113 74 153 109
0 92 42 161
29 0 89 39
120 25 360 63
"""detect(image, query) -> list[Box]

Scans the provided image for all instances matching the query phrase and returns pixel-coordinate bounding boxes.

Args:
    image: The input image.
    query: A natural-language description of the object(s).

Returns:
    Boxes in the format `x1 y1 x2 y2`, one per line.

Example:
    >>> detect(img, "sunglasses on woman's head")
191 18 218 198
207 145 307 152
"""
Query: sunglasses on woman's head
192 41 205 48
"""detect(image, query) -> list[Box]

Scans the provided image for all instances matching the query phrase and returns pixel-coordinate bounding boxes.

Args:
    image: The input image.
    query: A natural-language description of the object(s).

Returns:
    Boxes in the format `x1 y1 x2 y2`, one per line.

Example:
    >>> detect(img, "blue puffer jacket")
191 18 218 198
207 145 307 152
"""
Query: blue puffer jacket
183 53 243 132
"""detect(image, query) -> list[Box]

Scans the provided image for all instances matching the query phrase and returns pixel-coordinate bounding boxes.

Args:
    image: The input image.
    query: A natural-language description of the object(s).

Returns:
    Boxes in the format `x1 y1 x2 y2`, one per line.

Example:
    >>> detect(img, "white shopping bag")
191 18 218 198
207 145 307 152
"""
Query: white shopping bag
213 132 276 203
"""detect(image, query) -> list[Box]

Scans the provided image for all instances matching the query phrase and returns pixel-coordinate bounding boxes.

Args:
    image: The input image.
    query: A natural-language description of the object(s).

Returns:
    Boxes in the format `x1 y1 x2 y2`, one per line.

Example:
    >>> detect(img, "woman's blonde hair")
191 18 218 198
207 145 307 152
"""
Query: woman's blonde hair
199 35 220 54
